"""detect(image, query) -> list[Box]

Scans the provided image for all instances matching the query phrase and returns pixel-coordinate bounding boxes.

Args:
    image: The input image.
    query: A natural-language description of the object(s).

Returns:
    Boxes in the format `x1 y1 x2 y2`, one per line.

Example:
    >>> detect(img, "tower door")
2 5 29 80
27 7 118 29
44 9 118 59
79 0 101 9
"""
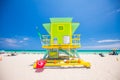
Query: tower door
53 38 58 44
63 36 70 44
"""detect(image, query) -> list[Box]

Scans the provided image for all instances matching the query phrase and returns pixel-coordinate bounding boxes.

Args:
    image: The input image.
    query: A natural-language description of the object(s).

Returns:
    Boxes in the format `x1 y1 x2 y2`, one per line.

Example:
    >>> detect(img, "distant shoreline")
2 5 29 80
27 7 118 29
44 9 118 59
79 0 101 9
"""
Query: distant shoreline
0 50 120 54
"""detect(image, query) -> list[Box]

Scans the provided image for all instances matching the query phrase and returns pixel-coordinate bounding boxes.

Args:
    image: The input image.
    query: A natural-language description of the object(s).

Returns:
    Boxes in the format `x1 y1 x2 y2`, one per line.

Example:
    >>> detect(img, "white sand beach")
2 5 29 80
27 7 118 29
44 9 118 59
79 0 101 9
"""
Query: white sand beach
0 53 120 80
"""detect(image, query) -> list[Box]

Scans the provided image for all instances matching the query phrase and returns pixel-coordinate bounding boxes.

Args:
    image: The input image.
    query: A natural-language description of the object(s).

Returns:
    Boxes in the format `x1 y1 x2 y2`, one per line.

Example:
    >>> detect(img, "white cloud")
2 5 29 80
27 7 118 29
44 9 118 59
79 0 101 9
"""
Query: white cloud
19 40 24 43
0 38 19 47
7 43 18 47
5 38 17 43
23 37 29 41
116 8 120 12
108 8 120 15
82 43 120 49
0 37 30 48
97 39 120 43
19 37 29 43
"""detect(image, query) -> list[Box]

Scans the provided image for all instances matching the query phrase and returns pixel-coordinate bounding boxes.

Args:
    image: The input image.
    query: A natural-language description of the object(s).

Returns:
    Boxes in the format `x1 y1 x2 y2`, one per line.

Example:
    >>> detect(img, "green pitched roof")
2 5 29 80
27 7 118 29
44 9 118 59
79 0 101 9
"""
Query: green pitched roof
50 18 72 23
43 23 51 34
43 18 80 34
72 23 80 34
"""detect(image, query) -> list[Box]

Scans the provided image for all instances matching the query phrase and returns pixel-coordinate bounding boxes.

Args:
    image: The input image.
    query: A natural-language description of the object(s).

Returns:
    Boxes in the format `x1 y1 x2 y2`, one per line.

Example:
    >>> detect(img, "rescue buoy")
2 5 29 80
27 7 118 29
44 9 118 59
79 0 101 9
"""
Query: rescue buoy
36 60 46 68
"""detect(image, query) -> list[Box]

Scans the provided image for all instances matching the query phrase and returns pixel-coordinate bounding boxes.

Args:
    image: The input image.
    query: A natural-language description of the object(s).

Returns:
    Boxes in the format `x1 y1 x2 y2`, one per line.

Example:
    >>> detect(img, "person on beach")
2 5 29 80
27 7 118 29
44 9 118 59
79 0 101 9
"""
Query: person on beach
109 48 118 55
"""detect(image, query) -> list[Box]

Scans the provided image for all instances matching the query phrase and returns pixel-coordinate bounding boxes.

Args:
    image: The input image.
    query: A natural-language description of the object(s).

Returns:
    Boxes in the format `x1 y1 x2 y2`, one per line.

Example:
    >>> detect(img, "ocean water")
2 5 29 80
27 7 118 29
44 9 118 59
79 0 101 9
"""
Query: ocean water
77 50 120 54
0 50 120 54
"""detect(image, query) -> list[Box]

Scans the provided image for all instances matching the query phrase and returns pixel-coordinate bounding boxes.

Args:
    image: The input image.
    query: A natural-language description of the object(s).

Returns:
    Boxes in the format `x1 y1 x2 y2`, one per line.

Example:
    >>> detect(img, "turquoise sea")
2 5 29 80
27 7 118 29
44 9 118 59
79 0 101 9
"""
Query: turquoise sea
0 50 120 54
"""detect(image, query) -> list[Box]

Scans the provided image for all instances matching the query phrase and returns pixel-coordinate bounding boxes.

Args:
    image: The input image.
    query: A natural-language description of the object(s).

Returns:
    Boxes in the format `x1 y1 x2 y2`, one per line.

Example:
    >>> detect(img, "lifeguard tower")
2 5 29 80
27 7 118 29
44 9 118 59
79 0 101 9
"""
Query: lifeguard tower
34 18 91 68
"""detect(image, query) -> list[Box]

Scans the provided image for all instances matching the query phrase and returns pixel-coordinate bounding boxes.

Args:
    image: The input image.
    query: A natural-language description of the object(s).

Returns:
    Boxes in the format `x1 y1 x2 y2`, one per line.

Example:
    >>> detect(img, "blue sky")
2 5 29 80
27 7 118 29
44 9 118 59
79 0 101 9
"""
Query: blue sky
0 0 120 50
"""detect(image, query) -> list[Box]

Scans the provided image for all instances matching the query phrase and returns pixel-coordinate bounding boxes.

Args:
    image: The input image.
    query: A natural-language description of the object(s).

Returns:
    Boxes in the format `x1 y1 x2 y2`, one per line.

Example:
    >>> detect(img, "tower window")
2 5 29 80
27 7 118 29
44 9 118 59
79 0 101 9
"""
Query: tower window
59 26 63 30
